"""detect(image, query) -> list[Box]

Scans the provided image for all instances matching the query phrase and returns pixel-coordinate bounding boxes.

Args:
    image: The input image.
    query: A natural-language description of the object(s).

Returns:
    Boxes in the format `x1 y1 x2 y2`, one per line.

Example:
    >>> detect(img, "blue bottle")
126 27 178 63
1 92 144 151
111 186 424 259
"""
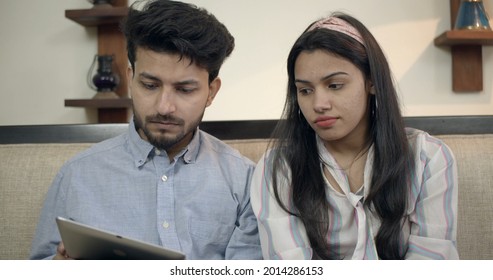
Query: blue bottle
454 0 492 30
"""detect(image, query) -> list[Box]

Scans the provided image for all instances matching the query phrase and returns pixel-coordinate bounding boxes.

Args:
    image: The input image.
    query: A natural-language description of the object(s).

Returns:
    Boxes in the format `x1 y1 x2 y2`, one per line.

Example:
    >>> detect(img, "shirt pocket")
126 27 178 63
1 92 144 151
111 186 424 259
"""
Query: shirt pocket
188 218 235 246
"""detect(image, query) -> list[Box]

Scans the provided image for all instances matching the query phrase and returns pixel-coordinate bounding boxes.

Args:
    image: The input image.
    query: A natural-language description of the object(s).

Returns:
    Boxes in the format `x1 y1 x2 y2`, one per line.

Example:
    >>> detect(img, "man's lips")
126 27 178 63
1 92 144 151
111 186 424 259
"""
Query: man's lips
148 120 181 130
314 116 338 128
147 116 183 126
151 121 178 125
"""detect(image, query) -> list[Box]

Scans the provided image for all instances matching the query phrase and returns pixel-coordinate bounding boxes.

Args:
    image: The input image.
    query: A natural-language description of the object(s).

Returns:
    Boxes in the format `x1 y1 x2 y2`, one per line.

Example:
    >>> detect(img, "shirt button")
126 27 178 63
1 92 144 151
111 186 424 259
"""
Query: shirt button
155 149 161 155
161 175 168 182
162 221 170 229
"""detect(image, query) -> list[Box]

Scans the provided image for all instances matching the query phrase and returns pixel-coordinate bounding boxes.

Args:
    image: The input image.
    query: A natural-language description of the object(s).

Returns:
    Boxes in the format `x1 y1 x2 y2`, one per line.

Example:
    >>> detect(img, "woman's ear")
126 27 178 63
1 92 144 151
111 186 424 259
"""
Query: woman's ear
367 80 376 95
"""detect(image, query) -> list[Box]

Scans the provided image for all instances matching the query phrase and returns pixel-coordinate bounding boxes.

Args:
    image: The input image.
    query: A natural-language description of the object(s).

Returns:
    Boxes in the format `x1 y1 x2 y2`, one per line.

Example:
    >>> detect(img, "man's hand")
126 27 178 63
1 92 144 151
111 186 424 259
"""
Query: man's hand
53 242 72 260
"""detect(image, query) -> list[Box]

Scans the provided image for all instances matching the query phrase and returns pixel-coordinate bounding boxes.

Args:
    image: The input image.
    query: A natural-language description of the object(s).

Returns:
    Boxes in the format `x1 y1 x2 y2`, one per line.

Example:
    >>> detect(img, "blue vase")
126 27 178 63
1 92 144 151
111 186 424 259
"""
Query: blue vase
454 0 492 30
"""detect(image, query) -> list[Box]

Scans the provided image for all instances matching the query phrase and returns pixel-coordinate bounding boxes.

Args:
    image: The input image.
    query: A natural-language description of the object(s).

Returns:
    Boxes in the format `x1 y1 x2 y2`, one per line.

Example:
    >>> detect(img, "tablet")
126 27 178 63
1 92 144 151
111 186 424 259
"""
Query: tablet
56 216 186 260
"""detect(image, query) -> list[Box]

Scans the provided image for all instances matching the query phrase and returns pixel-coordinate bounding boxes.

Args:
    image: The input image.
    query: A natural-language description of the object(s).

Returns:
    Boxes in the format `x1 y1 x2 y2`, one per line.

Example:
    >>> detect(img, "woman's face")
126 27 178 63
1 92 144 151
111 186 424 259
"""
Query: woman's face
295 49 372 146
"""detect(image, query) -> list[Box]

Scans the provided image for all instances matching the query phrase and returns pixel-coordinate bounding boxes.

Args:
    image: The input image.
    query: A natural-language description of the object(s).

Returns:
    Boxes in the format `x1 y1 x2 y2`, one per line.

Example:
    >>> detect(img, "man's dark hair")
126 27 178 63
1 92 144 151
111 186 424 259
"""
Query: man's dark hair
122 0 235 82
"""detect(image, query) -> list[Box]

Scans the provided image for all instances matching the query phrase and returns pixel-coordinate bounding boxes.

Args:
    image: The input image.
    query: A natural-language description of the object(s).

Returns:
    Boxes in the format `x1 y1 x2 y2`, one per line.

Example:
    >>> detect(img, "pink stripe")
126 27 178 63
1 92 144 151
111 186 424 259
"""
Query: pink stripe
408 241 446 259
439 147 451 238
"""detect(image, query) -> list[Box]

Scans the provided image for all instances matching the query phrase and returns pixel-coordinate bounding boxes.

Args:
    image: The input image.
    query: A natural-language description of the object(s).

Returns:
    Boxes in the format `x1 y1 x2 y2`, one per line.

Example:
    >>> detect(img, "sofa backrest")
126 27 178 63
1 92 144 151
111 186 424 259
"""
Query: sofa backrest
0 143 92 259
437 134 493 260
1 116 492 260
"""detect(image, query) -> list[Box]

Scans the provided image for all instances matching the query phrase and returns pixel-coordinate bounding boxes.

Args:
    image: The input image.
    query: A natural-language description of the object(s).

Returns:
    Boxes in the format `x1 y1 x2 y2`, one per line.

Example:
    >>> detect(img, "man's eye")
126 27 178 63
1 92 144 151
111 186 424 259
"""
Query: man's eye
141 82 158 90
177 87 195 93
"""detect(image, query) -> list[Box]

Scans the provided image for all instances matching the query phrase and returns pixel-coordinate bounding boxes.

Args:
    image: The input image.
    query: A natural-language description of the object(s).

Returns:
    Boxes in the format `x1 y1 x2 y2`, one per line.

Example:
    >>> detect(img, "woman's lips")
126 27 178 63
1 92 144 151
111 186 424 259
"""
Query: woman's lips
315 116 337 128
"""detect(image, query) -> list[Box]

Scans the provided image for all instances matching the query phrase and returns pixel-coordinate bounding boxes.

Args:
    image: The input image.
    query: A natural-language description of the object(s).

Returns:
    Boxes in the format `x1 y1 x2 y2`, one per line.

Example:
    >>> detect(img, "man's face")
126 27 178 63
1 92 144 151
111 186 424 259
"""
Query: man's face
128 47 220 156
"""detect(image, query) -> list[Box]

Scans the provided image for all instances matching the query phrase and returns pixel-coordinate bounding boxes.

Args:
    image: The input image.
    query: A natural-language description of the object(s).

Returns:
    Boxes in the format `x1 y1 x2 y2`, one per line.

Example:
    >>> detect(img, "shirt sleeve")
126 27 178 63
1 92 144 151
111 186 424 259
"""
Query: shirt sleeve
405 133 459 259
29 170 67 260
224 163 263 260
250 152 313 260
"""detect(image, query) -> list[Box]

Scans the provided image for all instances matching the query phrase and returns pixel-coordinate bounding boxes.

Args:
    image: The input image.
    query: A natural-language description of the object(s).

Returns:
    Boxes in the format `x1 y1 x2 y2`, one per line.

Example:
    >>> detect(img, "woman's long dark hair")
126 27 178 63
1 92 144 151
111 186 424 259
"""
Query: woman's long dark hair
269 13 413 259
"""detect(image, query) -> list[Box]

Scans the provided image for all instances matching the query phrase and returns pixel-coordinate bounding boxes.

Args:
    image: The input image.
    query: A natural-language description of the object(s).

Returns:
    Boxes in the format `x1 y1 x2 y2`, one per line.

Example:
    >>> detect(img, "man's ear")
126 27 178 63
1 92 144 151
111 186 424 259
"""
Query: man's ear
206 77 221 107
126 66 134 97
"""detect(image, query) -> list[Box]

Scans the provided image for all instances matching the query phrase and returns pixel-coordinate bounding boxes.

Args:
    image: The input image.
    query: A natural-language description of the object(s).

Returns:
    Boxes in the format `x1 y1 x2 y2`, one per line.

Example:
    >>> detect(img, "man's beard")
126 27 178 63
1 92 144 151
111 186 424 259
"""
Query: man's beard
133 112 202 151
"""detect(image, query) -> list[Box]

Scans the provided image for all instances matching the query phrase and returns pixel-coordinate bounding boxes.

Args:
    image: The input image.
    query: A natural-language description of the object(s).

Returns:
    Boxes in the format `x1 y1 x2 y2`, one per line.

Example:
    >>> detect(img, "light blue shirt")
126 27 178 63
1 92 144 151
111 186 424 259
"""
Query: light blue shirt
30 121 262 260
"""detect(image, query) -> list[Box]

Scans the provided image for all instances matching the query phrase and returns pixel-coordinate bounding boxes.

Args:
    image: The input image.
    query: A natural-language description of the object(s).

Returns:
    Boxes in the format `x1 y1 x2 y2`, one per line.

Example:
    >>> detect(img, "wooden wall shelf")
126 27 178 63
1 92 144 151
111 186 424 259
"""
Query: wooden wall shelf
435 30 493 46
434 0 493 92
64 0 129 123
65 6 128 27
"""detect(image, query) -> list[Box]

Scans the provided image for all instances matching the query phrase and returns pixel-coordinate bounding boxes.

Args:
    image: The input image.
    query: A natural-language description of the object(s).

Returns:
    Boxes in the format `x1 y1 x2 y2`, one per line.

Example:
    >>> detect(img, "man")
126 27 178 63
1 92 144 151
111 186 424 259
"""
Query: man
30 0 261 260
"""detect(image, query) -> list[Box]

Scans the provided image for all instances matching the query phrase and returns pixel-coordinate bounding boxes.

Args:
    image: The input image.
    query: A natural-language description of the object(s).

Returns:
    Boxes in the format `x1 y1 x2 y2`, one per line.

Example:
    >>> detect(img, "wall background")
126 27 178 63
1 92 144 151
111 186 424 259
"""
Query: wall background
1 0 492 125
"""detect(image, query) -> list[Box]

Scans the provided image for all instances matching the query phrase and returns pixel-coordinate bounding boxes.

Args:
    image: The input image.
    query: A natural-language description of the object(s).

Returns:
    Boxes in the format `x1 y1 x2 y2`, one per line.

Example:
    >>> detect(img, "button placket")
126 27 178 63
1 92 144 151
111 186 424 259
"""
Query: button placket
154 156 180 251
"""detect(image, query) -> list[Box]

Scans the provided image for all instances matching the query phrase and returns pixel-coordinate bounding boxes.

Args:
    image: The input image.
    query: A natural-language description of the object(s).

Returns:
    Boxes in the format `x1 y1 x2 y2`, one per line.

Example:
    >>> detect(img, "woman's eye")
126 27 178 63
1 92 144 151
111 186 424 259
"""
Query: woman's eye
329 83 343 90
297 88 313 95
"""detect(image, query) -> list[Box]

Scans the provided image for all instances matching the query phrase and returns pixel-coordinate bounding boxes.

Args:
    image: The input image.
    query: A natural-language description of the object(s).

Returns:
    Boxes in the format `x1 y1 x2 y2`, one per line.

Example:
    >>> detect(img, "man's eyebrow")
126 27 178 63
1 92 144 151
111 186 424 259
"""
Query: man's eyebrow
174 79 199 86
138 73 199 86
139 72 161 82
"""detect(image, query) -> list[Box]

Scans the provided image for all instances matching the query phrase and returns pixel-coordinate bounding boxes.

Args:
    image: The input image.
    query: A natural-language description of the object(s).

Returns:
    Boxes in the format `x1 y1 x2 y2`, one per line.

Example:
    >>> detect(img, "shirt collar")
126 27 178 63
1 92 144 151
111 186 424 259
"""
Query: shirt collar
316 135 374 199
127 118 155 168
181 127 200 164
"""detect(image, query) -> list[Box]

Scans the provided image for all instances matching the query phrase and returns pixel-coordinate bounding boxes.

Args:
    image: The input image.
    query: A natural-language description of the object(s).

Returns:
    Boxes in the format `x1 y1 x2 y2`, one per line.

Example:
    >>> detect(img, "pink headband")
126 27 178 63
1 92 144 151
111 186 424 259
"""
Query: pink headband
308 17 364 45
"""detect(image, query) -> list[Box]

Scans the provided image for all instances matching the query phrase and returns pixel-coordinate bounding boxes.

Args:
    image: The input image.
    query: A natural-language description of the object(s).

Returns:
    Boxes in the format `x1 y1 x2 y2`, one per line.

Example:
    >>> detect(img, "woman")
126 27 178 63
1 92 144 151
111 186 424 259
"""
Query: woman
250 13 459 260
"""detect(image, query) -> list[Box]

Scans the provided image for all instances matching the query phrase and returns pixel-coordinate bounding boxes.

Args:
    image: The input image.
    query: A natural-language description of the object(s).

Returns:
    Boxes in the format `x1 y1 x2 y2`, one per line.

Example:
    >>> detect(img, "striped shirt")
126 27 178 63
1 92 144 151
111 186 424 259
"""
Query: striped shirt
250 128 459 259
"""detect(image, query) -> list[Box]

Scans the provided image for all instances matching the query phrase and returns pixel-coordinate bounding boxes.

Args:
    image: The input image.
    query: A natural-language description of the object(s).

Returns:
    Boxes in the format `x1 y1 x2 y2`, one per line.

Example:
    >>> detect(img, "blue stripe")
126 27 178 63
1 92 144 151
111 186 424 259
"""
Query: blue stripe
258 156 276 258
417 150 430 237
326 193 341 256
439 144 456 240
424 135 456 240
408 243 445 260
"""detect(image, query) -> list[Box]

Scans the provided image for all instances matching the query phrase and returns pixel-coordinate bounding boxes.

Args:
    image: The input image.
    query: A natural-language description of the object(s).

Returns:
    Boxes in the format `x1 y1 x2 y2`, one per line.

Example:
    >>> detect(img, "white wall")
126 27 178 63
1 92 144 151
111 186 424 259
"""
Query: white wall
1 0 492 125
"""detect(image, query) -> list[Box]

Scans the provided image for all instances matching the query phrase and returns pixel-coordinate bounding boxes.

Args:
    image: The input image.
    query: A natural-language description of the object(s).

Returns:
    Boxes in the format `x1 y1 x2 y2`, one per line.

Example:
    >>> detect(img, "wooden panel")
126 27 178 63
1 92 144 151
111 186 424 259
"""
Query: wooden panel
451 45 483 92
434 30 493 46
111 0 127 7
65 98 131 108
65 0 129 123
98 108 129 123
97 24 128 98
65 6 128 27
433 0 491 92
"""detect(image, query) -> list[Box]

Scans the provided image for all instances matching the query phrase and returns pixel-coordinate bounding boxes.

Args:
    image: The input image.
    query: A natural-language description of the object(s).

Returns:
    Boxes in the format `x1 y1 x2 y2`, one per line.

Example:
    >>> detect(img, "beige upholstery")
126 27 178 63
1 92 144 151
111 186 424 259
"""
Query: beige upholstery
438 135 493 260
0 135 492 260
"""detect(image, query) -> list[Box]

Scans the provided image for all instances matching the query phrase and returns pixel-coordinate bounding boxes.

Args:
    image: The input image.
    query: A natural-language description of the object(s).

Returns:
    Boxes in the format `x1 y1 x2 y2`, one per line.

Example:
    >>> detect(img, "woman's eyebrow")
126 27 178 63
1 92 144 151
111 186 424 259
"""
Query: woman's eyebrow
295 71 349 84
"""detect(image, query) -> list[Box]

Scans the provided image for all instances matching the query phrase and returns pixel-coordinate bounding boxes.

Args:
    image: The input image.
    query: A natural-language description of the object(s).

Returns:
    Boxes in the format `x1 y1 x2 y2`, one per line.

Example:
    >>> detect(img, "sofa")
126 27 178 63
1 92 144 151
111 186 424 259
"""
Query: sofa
1 116 492 260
